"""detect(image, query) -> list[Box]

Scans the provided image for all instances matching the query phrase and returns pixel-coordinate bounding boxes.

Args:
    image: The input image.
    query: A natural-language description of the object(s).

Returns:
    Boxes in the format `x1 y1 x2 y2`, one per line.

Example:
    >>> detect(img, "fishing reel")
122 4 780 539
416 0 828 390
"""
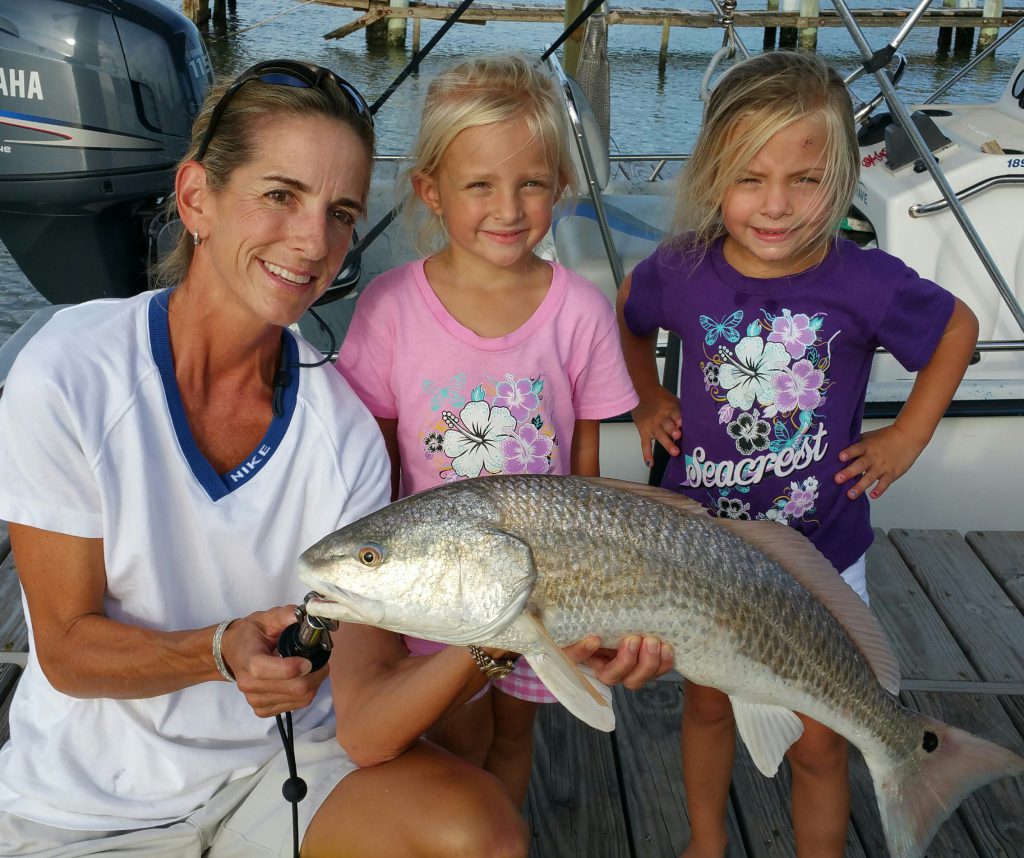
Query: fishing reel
276 592 338 670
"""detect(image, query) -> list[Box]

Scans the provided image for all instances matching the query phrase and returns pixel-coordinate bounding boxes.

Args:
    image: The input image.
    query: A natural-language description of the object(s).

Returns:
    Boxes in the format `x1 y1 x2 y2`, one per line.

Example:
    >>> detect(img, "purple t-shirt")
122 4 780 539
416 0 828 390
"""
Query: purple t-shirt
624 236 954 572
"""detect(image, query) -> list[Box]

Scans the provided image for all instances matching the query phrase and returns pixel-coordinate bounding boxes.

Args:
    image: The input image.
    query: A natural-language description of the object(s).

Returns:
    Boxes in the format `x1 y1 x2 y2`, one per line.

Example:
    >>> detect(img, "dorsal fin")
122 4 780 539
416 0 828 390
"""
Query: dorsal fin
579 477 900 694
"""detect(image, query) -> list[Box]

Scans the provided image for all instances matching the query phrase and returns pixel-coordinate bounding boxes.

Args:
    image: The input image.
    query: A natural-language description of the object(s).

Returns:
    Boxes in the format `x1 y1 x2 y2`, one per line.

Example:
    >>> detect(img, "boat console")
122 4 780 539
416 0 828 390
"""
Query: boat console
850 57 1024 387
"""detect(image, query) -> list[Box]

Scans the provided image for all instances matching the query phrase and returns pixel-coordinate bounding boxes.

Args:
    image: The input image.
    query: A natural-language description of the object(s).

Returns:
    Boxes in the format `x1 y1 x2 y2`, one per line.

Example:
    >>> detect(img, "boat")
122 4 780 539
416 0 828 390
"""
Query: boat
1 0 1022 537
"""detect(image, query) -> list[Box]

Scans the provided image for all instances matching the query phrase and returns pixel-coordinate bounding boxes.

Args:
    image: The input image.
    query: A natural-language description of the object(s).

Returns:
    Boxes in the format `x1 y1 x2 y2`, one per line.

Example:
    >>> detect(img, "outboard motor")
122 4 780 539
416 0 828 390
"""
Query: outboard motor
0 0 211 304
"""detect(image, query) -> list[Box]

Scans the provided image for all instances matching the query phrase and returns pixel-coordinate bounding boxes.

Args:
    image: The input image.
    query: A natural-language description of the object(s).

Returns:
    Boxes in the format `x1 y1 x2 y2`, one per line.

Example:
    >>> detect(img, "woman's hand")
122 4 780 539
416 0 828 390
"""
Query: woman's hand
632 389 683 465
221 605 329 718
563 635 675 691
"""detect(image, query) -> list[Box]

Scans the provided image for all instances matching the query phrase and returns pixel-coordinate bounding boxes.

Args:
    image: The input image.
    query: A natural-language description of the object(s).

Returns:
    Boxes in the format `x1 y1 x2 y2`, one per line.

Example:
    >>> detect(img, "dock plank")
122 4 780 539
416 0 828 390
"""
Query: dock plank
889 529 1024 683
866 530 978 682
525 701 629 858
612 683 749 858
730 746 869 858
0 664 19 746
966 530 1024 614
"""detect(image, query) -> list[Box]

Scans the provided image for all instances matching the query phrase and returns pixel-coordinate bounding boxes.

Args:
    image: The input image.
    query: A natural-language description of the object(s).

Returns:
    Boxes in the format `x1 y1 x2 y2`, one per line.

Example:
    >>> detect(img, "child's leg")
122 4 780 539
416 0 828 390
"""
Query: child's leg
787 715 850 858
424 689 495 768
680 681 735 858
484 690 539 807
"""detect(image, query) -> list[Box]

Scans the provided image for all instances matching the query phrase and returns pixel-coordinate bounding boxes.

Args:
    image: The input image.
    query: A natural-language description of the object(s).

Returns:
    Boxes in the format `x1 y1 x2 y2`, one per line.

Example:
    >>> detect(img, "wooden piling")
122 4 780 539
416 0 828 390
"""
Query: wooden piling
212 0 226 27
387 0 408 47
979 0 1004 50
412 14 421 53
658 19 671 73
779 0 798 48
798 0 820 50
954 0 978 51
938 0 956 50
182 0 210 26
563 0 584 77
764 0 779 49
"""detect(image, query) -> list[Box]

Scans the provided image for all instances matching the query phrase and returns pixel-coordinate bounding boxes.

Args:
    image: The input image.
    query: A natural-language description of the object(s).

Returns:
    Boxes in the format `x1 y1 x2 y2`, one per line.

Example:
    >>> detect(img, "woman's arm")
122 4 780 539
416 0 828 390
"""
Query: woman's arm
835 298 979 499
330 623 492 767
12 523 323 716
615 273 683 465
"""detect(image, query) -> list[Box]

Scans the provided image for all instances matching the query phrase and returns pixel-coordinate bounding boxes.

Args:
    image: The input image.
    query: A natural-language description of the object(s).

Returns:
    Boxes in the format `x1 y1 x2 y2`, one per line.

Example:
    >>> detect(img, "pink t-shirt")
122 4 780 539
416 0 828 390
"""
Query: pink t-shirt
338 258 638 496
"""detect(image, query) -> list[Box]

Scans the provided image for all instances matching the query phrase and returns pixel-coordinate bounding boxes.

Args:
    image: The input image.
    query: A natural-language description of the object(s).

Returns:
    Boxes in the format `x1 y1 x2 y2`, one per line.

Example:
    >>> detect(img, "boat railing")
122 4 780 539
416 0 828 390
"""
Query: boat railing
910 174 1024 217
548 51 629 288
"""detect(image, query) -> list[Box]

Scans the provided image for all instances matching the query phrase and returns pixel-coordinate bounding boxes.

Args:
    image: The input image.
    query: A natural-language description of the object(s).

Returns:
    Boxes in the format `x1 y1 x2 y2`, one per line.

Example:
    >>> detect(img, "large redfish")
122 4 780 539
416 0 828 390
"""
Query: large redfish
299 475 1024 858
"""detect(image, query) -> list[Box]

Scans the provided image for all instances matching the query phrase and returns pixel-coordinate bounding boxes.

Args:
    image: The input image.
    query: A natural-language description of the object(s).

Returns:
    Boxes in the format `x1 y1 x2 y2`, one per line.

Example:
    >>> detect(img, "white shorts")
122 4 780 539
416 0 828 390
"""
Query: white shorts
0 724 357 858
840 554 869 604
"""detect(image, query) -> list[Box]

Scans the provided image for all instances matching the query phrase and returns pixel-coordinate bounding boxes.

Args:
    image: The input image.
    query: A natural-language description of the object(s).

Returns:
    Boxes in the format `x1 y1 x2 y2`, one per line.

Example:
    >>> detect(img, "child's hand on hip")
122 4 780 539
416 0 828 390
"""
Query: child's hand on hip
835 424 927 500
632 388 683 466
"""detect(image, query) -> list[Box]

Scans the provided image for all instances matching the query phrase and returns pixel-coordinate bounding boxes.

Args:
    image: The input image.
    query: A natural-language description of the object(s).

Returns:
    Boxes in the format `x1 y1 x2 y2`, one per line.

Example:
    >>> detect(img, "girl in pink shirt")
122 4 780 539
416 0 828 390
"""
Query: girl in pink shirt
339 54 642 803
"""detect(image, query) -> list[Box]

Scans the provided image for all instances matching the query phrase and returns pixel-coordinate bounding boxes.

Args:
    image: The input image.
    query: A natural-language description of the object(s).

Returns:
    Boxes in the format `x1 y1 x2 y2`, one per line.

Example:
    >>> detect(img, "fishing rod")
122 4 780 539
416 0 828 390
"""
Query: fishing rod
369 0 478 114
540 0 609 63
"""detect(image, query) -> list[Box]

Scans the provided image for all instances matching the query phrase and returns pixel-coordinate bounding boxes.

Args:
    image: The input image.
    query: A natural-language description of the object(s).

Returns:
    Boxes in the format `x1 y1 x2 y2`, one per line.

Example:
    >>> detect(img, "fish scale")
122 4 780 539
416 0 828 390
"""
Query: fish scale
300 474 1024 858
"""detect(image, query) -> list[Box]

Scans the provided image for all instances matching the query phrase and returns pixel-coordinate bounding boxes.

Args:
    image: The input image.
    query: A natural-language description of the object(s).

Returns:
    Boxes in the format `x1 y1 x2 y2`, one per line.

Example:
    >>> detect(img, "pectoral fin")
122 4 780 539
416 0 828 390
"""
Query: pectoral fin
729 697 805 777
514 613 615 732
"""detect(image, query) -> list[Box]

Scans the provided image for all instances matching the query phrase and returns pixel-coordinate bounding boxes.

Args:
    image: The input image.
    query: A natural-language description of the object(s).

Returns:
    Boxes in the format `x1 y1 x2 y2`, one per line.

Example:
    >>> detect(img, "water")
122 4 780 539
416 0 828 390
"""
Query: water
1 0 1020 346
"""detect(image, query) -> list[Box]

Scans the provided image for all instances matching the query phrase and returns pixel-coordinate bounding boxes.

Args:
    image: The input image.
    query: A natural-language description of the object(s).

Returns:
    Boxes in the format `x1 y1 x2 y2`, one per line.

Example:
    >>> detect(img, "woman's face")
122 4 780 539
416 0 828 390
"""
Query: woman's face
199 114 370 327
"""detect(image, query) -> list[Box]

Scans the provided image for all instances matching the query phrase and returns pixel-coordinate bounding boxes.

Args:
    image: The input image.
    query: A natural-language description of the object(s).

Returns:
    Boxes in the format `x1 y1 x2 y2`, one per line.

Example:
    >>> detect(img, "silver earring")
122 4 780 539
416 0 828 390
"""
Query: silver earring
193 229 201 247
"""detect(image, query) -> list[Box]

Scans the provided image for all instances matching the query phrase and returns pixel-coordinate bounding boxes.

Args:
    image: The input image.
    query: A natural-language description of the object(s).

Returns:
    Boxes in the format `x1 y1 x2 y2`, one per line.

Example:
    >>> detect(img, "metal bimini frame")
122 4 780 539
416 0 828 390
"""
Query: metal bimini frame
830 0 1024 337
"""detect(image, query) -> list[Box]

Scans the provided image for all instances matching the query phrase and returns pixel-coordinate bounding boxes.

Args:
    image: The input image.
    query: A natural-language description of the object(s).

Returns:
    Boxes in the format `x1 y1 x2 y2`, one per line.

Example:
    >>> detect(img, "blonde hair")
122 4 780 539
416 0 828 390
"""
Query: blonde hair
402 53 576 254
673 51 858 258
154 71 375 288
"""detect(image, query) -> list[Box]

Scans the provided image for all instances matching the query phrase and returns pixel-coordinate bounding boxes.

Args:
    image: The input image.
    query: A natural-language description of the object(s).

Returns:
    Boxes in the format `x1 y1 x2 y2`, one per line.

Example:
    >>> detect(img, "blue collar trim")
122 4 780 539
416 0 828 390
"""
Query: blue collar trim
148 290 298 500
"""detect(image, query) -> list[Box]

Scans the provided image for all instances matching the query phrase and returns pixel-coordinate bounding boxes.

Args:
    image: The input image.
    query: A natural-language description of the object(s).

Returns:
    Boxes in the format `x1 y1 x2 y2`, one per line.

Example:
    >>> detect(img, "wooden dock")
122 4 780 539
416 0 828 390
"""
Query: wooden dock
1 524 1022 855
303 1 1023 40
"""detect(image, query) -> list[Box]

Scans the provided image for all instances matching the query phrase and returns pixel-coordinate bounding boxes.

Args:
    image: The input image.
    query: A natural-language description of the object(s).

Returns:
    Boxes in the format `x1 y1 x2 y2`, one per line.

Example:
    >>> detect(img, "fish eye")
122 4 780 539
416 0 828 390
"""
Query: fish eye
357 543 384 567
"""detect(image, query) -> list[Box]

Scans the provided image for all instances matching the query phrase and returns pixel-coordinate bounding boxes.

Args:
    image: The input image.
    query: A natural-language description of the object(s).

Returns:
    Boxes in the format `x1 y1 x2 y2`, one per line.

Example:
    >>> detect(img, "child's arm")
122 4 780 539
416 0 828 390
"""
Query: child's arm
375 417 401 502
835 298 979 500
615 273 683 466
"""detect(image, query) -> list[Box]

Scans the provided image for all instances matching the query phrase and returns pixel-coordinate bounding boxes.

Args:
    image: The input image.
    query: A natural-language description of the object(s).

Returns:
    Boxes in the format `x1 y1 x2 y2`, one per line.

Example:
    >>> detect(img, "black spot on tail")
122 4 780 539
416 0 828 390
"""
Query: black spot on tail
922 730 939 752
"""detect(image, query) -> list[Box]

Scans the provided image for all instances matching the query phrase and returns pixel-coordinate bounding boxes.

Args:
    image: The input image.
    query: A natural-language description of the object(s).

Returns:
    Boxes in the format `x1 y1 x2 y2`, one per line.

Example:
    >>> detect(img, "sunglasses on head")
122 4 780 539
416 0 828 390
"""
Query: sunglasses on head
193 59 373 163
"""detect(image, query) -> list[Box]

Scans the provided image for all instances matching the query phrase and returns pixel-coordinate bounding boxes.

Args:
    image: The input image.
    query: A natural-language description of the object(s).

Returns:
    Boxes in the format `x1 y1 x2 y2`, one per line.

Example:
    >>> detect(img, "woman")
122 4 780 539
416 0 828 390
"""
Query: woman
0 60 669 857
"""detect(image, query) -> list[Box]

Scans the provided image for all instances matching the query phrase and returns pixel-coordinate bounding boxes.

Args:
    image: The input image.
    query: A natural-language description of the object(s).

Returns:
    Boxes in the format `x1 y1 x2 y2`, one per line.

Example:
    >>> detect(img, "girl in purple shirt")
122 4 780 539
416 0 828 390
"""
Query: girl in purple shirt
617 52 978 858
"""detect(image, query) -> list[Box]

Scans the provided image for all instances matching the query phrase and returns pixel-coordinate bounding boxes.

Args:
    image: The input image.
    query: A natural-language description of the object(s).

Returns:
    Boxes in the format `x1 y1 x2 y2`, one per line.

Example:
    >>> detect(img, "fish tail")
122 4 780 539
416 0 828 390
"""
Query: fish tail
867 715 1024 858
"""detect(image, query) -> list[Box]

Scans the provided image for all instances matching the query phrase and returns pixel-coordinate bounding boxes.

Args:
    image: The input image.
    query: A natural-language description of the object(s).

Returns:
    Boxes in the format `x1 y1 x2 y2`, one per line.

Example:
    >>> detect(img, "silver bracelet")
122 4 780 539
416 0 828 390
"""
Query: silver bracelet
212 619 236 683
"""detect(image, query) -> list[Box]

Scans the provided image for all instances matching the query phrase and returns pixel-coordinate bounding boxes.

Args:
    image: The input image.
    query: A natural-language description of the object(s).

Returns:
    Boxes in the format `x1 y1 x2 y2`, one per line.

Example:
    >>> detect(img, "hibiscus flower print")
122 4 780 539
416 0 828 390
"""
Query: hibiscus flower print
423 431 444 456
782 479 818 518
726 411 771 455
714 497 751 520
493 374 542 422
774 359 825 413
441 400 515 477
500 424 554 474
768 308 816 359
702 361 720 391
717 337 790 411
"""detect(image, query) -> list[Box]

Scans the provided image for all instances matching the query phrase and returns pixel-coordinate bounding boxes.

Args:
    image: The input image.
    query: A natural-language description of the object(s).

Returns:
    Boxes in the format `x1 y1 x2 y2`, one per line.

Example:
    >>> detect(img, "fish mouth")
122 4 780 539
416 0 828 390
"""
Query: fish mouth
303 588 386 624
298 558 387 625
